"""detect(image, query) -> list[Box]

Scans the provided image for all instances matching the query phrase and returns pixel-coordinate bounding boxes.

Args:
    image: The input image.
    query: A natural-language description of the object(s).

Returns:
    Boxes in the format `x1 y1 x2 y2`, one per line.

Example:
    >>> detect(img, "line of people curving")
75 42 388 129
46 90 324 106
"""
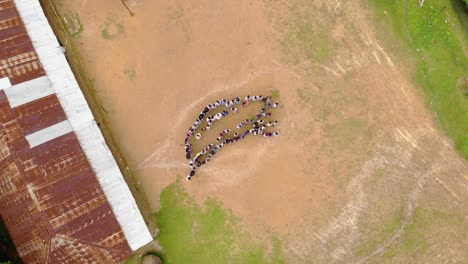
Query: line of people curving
184 95 280 181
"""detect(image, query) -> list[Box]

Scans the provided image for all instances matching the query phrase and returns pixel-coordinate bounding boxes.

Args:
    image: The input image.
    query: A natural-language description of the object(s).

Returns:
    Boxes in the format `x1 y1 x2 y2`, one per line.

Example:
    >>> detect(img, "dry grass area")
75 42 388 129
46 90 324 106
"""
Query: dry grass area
50 0 467 262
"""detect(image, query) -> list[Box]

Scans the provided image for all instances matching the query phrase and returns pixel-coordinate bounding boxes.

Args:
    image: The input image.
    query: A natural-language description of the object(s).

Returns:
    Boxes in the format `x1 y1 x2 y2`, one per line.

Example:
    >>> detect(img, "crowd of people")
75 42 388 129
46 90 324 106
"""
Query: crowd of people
184 95 280 181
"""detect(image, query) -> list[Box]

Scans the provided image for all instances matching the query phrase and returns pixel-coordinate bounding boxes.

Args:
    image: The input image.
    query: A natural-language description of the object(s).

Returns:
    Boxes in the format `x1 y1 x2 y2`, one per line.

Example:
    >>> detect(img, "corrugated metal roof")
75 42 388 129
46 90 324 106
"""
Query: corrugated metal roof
0 0 152 262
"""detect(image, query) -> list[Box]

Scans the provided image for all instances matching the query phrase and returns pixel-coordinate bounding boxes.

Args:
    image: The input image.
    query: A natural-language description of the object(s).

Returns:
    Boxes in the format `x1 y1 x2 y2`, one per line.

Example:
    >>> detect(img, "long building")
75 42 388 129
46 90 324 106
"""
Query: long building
0 0 153 263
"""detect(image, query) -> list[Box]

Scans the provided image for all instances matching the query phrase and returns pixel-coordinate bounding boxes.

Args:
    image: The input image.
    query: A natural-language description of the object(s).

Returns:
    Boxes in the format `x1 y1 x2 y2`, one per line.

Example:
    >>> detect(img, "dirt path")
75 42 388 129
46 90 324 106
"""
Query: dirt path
54 0 467 262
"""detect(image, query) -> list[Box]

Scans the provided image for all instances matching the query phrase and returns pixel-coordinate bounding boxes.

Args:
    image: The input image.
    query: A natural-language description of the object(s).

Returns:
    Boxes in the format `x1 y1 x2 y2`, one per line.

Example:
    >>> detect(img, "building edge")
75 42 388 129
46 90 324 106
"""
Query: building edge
13 0 153 251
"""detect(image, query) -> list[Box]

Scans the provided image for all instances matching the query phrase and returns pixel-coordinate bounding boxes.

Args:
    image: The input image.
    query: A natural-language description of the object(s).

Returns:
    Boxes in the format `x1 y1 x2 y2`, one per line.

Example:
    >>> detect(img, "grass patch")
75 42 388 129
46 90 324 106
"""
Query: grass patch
293 19 332 63
397 207 442 256
123 66 136 80
63 13 83 37
124 254 142 264
271 88 280 100
402 220 428 255
376 206 465 260
155 178 285 264
101 17 124 40
370 0 468 158
284 16 334 64
272 0 335 66
355 208 404 256
325 118 369 149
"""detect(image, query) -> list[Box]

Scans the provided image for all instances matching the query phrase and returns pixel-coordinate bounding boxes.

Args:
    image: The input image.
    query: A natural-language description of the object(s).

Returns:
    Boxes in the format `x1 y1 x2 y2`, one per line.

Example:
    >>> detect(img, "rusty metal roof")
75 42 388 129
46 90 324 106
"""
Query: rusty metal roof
0 1 138 263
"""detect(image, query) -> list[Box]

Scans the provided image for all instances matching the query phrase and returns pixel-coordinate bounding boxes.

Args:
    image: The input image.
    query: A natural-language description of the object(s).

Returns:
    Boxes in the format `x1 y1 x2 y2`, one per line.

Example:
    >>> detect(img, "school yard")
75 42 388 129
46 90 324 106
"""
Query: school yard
45 0 467 263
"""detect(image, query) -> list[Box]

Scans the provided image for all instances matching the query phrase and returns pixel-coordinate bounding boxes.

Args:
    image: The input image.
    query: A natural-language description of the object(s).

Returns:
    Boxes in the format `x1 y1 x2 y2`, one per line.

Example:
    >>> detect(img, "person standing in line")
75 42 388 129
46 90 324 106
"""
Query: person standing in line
187 170 196 181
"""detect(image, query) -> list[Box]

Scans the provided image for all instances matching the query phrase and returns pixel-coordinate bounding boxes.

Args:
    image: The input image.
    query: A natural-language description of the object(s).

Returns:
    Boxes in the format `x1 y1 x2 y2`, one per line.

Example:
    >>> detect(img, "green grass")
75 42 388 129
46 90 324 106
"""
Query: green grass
398 207 432 256
155 178 285 264
271 88 280 100
72 18 84 37
124 254 142 264
63 13 83 37
355 208 404 256
370 0 468 158
287 19 333 64
101 17 124 40
279 4 334 65
292 20 332 63
374 206 466 261
325 118 370 149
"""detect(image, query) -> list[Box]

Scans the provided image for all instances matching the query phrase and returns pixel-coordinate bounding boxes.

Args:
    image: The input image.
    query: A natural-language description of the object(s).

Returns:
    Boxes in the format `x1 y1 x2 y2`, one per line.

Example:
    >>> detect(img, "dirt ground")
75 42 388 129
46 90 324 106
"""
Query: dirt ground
53 0 467 262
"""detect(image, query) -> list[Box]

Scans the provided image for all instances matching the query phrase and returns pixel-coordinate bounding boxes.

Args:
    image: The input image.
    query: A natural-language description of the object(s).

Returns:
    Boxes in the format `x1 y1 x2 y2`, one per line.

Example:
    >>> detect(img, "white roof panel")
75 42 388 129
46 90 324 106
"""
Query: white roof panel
0 77 11 90
4 76 54 107
26 120 73 148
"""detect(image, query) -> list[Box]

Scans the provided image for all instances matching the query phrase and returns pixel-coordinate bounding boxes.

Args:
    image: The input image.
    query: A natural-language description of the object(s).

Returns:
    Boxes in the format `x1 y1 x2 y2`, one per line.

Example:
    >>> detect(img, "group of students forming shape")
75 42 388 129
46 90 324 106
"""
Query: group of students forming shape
184 95 280 181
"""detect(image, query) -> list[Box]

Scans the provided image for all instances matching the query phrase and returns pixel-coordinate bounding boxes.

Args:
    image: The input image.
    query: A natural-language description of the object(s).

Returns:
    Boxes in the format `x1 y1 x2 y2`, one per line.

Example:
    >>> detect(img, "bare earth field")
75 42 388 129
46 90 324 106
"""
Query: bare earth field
52 0 467 262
